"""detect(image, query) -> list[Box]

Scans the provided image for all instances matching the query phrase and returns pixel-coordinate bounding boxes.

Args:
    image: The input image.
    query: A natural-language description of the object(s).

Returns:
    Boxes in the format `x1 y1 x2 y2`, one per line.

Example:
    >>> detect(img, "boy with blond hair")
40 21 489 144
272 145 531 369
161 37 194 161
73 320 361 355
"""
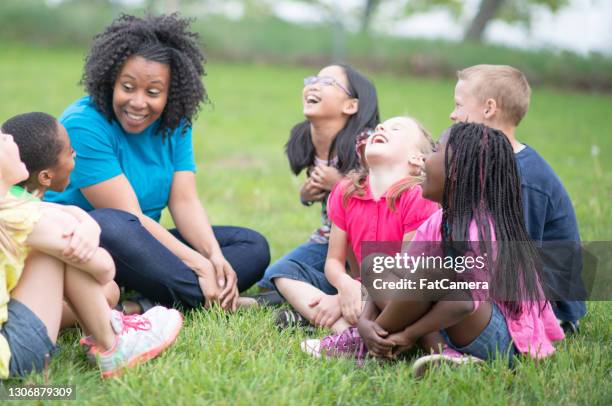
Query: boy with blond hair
449 64 585 332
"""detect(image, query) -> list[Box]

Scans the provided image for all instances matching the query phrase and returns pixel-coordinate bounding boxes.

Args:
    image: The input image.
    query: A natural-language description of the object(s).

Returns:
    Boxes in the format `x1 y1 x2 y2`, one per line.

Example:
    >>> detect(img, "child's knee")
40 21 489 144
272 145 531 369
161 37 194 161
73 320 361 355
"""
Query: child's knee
103 281 120 308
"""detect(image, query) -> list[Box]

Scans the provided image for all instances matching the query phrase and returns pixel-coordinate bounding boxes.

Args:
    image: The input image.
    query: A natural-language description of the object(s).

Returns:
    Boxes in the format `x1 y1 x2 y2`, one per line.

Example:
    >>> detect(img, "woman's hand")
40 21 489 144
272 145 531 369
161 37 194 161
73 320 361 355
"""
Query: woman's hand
300 178 326 204
310 165 342 191
338 277 362 325
309 294 342 328
209 251 238 311
193 254 237 311
61 217 101 264
357 318 394 358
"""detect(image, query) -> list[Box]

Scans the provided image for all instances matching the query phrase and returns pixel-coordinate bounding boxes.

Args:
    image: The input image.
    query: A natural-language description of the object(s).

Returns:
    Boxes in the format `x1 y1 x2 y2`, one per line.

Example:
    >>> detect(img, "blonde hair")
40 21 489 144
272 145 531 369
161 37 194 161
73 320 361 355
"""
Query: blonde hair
457 64 531 126
0 197 30 262
343 117 435 211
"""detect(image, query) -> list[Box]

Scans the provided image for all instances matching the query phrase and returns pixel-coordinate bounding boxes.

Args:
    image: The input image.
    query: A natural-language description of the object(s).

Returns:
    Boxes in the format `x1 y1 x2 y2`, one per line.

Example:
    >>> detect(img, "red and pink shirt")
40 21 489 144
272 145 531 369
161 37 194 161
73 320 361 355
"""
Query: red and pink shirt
412 209 565 358
327 178 439 265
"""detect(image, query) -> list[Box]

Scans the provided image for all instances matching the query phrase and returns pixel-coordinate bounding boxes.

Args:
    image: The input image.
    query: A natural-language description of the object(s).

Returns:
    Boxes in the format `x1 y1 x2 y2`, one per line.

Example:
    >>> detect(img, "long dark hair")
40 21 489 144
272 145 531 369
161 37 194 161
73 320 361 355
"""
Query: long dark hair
285 64 380 175
442 122 543 317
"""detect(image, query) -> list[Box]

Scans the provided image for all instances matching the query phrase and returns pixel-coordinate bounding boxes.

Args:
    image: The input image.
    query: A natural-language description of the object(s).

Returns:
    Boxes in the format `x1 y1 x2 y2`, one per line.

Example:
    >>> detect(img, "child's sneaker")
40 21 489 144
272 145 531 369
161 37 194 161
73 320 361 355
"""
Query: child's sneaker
301 327 367 359
412 347 483 379
97 307 183 378
559 319 580 335
275 308 312 330
79 335 98 366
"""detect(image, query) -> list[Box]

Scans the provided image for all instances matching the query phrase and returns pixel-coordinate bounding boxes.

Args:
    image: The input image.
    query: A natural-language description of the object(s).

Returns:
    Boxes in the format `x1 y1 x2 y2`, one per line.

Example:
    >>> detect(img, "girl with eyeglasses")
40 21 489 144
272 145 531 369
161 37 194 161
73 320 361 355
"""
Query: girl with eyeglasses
256 65 380 331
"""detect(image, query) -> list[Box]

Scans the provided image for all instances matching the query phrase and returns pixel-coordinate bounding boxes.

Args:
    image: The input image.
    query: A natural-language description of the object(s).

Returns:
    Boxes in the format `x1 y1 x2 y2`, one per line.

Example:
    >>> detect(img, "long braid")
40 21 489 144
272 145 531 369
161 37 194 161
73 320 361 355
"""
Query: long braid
442 122 544 318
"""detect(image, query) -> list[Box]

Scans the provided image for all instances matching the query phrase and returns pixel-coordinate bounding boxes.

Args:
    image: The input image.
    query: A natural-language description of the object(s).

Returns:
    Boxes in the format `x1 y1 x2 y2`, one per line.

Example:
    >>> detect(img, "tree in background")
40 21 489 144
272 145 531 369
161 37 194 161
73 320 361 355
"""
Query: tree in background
357 0 570 42
465 0 570 42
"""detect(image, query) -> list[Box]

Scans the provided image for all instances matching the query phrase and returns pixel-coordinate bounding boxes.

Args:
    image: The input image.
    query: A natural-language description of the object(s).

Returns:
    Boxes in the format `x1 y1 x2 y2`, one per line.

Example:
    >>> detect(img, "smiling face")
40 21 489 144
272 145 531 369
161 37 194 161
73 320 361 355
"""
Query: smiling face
0 130 29 189
449 79 487 124
46 123 75 192
112 56 170 134
302 65 357 120
421 129 450 203
364 117 426 170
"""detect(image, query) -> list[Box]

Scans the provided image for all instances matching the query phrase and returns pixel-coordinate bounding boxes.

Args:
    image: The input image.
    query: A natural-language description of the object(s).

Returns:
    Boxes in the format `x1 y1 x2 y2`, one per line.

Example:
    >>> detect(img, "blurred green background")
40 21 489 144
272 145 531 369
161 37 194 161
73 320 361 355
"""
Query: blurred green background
1 0 612 90
0 1 610 404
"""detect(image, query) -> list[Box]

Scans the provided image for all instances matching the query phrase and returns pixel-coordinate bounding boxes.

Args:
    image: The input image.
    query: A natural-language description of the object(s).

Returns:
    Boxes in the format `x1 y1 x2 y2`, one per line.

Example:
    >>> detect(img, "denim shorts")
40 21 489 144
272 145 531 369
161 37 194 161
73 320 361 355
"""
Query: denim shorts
257 241 337 295
0 299 57 378
441 302 518 366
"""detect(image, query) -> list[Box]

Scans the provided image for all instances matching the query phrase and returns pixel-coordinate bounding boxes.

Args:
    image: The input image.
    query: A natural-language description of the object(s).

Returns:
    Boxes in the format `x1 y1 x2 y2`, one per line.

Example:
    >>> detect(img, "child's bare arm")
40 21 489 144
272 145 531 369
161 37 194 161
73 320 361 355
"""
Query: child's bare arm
26 207 115 284
40 202 101 263
325 225 362 324
324 225 351 288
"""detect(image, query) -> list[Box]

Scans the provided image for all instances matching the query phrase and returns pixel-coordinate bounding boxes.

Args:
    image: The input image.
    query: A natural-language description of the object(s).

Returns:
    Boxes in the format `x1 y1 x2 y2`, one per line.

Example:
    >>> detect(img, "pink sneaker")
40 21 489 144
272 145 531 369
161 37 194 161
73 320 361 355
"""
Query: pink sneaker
301 327 367 359
96 307 183 378
79 335 98 365
79 310 167 366
412 347 483 379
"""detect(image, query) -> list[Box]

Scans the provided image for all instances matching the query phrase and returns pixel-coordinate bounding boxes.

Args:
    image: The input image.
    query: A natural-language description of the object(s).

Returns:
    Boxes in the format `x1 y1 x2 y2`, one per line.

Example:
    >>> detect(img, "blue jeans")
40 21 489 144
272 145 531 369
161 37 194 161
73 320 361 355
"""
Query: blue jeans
441 303 518 366
257 241 337 295
552 300 586 324
89 208 270 309
1 299 58 378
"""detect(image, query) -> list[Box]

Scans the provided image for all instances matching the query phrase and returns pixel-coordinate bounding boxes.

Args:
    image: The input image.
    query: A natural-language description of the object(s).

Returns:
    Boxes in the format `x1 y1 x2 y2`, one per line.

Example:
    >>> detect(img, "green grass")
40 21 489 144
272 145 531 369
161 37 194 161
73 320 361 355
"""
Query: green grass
0 44 611 405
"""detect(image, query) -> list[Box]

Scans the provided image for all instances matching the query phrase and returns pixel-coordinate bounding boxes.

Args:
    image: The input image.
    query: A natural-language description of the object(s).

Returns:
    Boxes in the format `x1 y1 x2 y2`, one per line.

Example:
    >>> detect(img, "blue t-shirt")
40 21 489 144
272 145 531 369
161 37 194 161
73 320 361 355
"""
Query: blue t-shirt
45 96 196 221
516 145 585 322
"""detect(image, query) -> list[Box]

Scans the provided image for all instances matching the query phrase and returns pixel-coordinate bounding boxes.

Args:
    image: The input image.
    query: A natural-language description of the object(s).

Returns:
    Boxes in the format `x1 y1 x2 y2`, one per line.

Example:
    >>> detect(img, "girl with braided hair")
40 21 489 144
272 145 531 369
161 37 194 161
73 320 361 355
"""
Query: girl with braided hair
46 14 270 313
305 122 564 377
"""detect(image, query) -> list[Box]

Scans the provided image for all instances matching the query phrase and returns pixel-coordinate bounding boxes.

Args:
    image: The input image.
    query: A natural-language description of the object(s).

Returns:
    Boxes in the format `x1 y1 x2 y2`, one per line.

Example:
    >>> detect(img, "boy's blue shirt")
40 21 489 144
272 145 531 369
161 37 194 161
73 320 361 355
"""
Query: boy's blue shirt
516 144 585 322
45 96 196 222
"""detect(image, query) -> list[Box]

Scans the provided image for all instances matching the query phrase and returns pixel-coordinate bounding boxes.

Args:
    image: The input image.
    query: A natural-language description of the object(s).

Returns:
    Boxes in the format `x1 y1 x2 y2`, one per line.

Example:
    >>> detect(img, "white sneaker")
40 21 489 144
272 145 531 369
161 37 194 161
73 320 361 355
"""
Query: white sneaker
412 347 483 379
97 307 183 378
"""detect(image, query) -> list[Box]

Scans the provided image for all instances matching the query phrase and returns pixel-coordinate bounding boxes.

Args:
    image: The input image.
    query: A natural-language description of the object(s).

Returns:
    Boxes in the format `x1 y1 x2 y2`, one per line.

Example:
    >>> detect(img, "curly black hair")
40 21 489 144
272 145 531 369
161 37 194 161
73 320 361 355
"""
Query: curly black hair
81 13 208 137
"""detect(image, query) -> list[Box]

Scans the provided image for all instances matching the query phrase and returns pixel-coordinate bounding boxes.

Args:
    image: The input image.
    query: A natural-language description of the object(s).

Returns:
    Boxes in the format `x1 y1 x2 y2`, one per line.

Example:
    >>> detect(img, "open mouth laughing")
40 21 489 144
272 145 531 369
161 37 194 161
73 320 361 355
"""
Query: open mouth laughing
369 133 388 144
124 110 149 126
305 93 322 105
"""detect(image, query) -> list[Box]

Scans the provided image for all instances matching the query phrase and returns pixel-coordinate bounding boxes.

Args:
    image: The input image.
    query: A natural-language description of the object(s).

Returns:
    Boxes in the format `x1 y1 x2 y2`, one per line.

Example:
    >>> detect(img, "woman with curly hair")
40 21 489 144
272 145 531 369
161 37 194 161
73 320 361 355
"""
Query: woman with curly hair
46 14 270 313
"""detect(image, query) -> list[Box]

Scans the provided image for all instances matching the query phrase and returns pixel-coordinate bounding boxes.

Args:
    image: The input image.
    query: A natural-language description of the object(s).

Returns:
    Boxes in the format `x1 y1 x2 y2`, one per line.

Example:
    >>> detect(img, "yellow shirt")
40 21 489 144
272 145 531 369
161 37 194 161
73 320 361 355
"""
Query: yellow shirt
0 193 41 378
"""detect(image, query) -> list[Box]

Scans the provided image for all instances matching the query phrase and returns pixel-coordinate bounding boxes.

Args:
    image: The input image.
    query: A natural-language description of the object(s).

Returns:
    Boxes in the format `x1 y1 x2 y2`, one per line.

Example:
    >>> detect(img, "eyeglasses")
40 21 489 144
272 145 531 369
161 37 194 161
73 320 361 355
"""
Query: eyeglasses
304 76 352 97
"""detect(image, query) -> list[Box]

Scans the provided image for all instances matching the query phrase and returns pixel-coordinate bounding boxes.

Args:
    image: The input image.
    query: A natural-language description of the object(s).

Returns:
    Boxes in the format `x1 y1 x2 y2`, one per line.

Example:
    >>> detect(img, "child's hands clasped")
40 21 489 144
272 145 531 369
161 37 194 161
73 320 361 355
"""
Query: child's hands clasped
338 277 362 325
310 165 342 191
309 294 342 327
300 178 327 203
387 327 418 358
61 217 101 263
357 318 394 358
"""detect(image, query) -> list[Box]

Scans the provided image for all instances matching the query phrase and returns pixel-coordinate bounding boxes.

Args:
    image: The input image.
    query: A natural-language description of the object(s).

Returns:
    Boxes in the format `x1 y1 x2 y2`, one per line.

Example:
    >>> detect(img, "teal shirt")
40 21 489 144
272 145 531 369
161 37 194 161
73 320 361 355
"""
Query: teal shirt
45 97 196 221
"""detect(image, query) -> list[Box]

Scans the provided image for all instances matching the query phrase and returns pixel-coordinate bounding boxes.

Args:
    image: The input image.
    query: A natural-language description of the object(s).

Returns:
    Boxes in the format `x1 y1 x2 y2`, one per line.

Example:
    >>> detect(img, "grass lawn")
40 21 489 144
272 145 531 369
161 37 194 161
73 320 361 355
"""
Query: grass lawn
0 44 610 405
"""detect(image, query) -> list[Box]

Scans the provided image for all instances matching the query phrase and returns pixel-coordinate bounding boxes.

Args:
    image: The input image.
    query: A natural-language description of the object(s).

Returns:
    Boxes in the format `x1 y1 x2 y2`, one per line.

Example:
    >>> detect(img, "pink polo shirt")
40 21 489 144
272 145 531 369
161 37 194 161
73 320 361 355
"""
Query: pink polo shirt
327 178 439 265
413 209 565 358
